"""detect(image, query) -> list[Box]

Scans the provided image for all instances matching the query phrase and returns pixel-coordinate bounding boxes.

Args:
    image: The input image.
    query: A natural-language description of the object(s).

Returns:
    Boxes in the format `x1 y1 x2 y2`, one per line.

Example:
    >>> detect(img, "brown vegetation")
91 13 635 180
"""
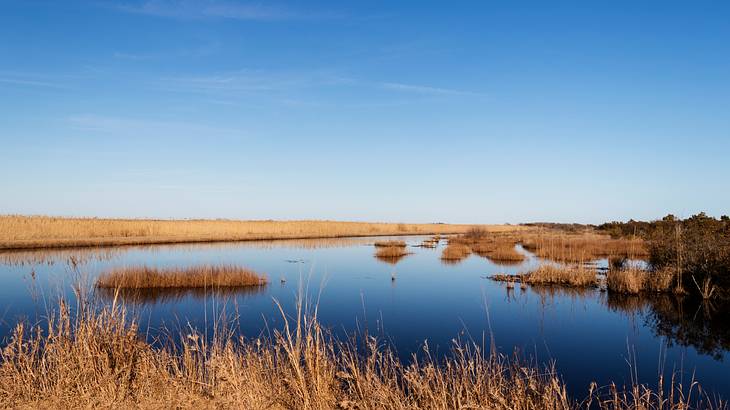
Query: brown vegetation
0 299 722 409
0 215 522 250
373 240 407 248
448 228 526 264
606 266 674 295
374 245 411 264
520 232 647 263
491 264 596 288
440 243 472 262
96 265 268 290
525 265 597 287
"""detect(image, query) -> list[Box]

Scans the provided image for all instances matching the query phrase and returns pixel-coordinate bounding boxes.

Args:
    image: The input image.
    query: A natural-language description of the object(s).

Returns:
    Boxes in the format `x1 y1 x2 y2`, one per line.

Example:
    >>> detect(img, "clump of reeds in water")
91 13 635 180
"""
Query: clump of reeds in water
525 264 597 287
374 245 411 264
96 265 268 290
373 240 407 248
492 264 596 288
440 243 471 262
470 240 526 264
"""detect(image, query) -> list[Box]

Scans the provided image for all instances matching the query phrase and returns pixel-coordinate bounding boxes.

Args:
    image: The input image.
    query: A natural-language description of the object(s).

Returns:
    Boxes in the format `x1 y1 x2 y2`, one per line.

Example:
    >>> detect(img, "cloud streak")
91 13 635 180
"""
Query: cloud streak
114 0 335 21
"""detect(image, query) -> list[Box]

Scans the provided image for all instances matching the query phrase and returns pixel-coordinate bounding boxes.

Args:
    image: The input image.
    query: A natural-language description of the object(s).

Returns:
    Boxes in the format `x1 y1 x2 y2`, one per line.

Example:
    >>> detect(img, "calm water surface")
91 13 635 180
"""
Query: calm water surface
0 236 728 399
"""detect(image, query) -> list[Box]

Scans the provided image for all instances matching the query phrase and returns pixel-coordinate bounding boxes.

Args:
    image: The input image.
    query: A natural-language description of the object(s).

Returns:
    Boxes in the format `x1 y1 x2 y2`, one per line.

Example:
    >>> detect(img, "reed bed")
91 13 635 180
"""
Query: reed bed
96 265 268 290
374 245 411 264
525 265 597 287
373 240 407 248
440 243 472 261
0 298 722 409
492 265 596 288
521 232 647 263
606 267 674 294
0 215 522 250
447 230 526 264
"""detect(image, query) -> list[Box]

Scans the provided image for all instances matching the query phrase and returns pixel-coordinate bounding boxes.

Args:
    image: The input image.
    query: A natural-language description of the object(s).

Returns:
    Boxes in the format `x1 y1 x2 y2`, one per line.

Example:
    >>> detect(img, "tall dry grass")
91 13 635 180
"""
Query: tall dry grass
374 245 411 264
373 240 407 248
606 267 674 294
521 232 647 263
447 230 526 264
524 265 597 287
96 265 268 290
0 215 523 250
0 295 722 409
440 243 472 262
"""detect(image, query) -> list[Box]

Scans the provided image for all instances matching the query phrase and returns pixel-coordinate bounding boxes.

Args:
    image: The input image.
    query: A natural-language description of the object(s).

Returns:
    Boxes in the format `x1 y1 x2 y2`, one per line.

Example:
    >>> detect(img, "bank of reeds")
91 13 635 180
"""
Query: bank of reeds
521 232 647 263
0 215 522 250
96 265 268 290
0 297 723 409
606 267 674 295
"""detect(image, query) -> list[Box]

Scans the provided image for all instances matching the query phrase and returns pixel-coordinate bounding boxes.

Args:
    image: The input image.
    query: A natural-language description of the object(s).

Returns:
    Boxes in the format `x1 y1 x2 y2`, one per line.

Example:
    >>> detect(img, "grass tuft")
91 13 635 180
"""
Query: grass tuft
96 265 268 289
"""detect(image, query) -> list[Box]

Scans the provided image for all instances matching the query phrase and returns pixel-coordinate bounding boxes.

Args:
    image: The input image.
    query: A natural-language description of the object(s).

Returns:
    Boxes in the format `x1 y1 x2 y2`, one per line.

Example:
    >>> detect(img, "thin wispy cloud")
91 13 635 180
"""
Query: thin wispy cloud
379 82 484 97
160 69 481 101
67 114 243 137
114 0 336 21
0 72 70 89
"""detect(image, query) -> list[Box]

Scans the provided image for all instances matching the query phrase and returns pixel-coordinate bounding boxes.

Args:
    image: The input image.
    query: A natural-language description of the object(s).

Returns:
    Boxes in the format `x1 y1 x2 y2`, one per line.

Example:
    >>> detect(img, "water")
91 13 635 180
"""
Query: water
0 236 728 399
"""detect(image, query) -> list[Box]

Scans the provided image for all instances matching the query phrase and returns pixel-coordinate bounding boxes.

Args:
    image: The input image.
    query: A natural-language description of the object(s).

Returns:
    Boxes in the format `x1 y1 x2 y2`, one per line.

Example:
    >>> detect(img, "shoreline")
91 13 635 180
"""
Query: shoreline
0 215 526 251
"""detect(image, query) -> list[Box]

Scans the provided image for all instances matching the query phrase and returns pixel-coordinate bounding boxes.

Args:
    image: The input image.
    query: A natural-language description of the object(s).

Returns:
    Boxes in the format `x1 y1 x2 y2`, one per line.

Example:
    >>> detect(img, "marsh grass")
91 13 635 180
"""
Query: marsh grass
607 267 674 294
0 216 521 250
374 245 411 264
521 232 647 263
96 265 268 290
525 264 597 287
447 230 526 265
373 240 407 248
0 292 723 409
440 243 472 262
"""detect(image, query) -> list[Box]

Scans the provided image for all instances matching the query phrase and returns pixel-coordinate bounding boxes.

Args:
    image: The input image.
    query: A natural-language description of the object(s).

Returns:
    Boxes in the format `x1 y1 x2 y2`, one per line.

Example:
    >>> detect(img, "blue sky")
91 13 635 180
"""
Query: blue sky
1 0 728 224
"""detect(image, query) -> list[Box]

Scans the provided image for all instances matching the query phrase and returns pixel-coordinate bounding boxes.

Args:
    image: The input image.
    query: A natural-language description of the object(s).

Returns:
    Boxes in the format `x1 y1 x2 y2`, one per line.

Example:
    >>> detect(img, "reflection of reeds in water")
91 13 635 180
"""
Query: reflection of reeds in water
96 265 268 289
0 247 122 267
96 285 266 305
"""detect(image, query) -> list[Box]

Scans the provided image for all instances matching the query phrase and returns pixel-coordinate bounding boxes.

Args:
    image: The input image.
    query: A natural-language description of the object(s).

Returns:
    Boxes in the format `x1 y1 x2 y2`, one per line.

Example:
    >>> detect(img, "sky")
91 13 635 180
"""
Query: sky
1 0 728 224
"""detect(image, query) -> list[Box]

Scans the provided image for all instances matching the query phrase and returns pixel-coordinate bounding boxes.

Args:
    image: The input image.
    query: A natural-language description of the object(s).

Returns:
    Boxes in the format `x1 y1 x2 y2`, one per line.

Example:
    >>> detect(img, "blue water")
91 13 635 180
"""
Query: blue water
0 236 727 400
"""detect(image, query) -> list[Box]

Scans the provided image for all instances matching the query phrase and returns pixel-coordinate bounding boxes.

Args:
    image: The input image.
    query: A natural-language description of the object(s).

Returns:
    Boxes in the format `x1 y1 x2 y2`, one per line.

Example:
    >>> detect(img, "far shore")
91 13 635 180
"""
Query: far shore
0 215 525 251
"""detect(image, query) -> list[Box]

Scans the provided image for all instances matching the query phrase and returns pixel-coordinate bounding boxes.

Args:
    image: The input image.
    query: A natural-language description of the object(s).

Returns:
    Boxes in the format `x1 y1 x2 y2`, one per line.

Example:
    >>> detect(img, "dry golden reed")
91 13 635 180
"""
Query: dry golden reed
0 215 522 250
524 265 597 287
373 240 407 248
440 243 472 261
96 265 268 289
520 231 647 263
0 298 722 409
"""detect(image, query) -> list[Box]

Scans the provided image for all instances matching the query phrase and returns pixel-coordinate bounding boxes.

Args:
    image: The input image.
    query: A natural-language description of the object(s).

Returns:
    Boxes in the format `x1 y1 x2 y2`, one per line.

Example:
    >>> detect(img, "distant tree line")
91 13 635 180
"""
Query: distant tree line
598 213 730 299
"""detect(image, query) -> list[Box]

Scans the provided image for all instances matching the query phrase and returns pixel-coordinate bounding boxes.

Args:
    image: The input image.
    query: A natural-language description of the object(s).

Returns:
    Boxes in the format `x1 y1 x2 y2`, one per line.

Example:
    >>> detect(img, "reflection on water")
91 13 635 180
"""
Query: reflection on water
647 296 730 361
96 285 268 305
0 235 728 398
